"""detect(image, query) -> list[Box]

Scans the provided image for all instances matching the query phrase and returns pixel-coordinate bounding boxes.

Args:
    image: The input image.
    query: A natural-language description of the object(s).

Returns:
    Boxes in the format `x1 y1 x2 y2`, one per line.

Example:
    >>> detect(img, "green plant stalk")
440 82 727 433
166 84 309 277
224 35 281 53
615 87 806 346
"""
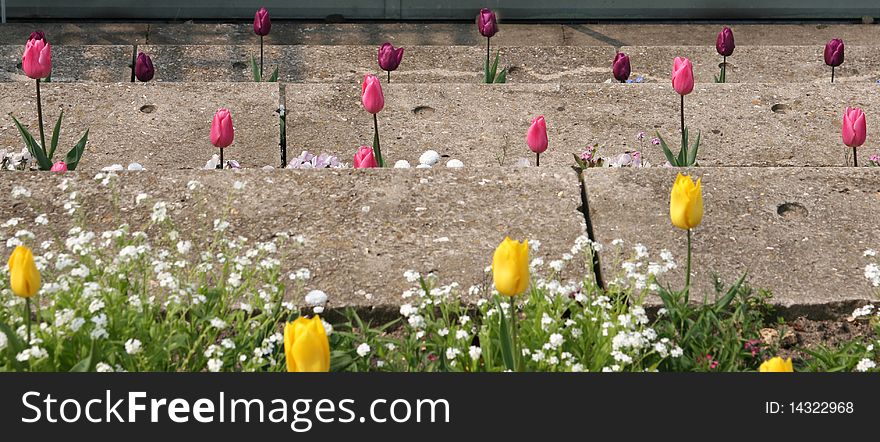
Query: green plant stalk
685 229 693 301
373 113 384 167
680 94 686 155
831 66 835 84
24 298 31 344
35 79 46 155
260 36 264 80
510 296 519 371
853 146 858 167
485 37 491 83
536 152 540 167
219 148 224 169
387 70 391 84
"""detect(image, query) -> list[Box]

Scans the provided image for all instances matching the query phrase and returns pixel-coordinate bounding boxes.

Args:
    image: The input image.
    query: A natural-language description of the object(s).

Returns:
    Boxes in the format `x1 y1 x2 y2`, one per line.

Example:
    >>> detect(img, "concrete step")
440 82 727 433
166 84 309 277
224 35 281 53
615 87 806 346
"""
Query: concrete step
0 168 875 316
1 82 878 170
3 45 880 84
1 22 880 46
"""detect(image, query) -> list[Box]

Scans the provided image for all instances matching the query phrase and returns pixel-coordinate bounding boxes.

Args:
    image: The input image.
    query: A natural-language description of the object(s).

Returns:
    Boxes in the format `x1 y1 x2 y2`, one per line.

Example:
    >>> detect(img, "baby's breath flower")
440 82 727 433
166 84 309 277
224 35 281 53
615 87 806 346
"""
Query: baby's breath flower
125 339 142 355
356 343 371 357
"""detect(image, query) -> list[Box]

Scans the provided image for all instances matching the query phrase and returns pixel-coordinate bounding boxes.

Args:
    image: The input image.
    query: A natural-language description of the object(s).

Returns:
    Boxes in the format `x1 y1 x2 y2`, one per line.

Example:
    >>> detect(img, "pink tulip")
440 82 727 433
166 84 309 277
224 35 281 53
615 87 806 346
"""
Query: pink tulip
671 57 694 96
253 7 271 36
842 107 866 148
477 8 499 38
526 115 548 154
354 146 378 168
22 37 51 79
361 74 384 114
210 108 234 148
50 161 67 172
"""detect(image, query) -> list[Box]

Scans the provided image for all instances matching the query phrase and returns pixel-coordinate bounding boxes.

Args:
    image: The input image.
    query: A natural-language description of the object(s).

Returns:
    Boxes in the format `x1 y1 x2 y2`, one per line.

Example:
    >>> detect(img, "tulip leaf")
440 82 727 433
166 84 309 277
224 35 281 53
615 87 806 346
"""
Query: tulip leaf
330 350 355 372
0 319 26 370
11 114 52 170
69 340 96 372
687 130 701 166
64 128 89 171
495 68 508 84
49 110 63 160
656 132 678 167
677 127 688 166
496 298 516 371
714 272 747 312
250 56 261 82
489 52 500 83
267 67 279 83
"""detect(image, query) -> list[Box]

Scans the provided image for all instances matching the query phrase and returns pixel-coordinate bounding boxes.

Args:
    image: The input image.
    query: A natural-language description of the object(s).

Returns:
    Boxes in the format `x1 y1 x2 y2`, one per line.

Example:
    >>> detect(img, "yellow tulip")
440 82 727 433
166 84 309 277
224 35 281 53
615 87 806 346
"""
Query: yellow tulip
284 315 330 372
492 237 530 296
669 173 703 230
759 356 794 372
8 245 40 298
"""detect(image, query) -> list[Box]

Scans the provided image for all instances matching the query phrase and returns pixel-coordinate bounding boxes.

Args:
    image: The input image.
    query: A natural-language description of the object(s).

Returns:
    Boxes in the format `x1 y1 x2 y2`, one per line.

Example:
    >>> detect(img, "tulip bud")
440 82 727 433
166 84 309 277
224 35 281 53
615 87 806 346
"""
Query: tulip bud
8 245 40 298
284 316 331 372
716 27 735 57
612 52 631 82
669 173 703 230
210 108 234 148
526 115 548 154
492 237 530 297
353 146 378 168
254 7 271 37
361 74 385 114
824 38 845 67
759 357 794 372
842 107 867 148
50 161 67 172
22 36 51 80
378 42 404 72
135 52 154 82
671 57 694 96
477 8 498 38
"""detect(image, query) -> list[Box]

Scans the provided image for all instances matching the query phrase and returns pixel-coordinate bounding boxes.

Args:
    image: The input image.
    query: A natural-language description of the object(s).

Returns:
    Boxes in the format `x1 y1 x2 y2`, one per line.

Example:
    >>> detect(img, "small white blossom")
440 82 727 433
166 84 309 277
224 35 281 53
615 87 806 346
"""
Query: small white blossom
207 358 223 372
124 339 142 355
356 343 371 357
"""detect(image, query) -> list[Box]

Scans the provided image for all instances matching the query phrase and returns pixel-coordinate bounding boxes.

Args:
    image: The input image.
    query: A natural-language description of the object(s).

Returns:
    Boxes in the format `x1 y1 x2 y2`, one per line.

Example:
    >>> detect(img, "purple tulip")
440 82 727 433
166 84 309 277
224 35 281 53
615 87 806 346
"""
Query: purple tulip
378 42 404 72
824 38 844 67
477 8 498 38
134 53 154 82
716 27 735 57
612 52 631 82
253 7 271 37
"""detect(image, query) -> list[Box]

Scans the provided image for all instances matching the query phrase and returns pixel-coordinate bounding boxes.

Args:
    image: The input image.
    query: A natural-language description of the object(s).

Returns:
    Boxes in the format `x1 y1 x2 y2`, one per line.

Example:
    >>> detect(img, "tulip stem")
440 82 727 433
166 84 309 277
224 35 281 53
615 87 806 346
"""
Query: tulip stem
486 37 491 81
685 229 693 295
853 146 858 167
260 36 264 80
219 148 224 169
373 113 384 167
24 298 31 344
387 70 391 84
680 94 686 151
721 56 726 83
510 296 519 372
35 79 46 155
831 66 835 84
536 152 540 167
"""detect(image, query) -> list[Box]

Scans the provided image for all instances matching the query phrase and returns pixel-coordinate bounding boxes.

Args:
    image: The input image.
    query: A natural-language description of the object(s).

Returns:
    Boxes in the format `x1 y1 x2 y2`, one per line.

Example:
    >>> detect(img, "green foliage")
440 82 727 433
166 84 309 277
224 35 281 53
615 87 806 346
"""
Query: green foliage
484 51 507 84
657 128 700 167
251 56 279 83
10 110 89 171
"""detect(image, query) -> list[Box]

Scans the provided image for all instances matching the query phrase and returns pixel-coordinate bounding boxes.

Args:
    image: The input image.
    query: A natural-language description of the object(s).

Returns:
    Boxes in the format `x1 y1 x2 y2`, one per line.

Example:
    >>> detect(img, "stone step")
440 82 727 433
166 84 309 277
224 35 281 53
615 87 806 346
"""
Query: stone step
1 22 880 47
0 168 875 316
1 83 878 170
585 167 880 316
3 45 880 84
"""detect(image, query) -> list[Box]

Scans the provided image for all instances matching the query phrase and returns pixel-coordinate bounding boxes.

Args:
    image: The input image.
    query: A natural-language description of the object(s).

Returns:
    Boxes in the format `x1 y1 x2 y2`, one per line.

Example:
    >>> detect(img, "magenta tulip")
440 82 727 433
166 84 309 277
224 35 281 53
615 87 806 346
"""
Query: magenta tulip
378 42 404 82
477 8 498 38
50 161 67 172
354 146 378 168
843 107 866 148
612 52 631 83
671 57 694 96
362 74 385 114
824 38 845 67
527 115 548 166
22 37 51 80
135 53 154 82
716 27 735 57
254 7 271 36
211 108 234 148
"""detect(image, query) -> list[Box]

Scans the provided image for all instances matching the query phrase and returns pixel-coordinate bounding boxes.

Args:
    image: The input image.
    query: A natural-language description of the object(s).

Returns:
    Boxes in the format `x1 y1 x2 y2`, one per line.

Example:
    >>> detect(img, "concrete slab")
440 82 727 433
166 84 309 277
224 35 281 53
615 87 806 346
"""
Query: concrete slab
585 167 880 314
0 83 281 170
0 23 148 45
281 83 880 168
0 168 585 309
0 45 133 83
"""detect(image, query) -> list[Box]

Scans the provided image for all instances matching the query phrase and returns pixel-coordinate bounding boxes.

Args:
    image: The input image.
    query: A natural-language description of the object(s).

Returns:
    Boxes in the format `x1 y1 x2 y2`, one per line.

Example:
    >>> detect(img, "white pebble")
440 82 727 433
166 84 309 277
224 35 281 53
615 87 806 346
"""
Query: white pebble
394 160 411 168
416 164 432 169
304 290 328 307
127 163 144 171
419 150 440 166
446 159 464 168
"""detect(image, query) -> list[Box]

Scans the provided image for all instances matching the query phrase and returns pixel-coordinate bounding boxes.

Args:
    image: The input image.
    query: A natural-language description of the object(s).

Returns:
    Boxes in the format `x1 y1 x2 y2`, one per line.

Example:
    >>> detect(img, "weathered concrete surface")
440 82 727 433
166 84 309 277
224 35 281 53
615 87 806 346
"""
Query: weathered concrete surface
0 168 585 309
0 45 133 82
586 167 880 314
1 23 879 47
282 83 880 168
0 83 280 170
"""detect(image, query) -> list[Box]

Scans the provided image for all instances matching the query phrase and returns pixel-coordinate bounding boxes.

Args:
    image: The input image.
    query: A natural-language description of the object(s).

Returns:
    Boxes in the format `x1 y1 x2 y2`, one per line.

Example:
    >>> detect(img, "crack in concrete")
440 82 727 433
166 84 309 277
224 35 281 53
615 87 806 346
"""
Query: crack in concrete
574 165 606 291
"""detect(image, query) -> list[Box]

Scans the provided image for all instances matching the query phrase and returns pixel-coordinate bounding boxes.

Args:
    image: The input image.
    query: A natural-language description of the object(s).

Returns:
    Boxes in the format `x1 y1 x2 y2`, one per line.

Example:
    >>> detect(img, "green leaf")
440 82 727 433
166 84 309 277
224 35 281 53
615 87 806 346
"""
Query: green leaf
677 127 688 166
49 110 63 160
11 115 52 170
267 67 279 83
0 319 26 368
656 132 678 167
250 56 261 82
494 68 508 84
69 340 96 372
330 350 355 372
687 130 701 166
64 128 89 171
714 272 748 312
496 298 515 371
489 51 500 84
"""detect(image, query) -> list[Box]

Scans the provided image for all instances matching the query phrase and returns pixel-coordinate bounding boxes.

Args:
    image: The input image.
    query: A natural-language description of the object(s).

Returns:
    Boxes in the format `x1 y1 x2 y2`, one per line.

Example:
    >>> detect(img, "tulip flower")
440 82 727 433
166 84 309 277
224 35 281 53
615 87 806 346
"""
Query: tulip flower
362 74 386 167
253 7 271 78
354 146 378 168
8 245 41 342
671 57 696 157
478 8 502 83
526 115 548 166
715 27 734 83
210 108 234 168
612 52 631 83
824 38 844 82
492 237 530 297
284 316 331 372
134 52 154 82
842 107 866 166
378 42 404 83
759 357 794 372
50 161 67 172
670 173 703 289
22 34 52 153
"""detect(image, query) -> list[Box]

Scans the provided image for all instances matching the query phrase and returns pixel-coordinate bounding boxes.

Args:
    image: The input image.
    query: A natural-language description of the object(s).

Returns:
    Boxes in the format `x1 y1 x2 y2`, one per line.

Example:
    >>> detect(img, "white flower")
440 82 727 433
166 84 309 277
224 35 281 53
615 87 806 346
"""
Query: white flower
670 346 684 358
0 331 7 351
207 358 223 372
455 330 469 340
445 348 461 360
403 270 420 283
356 343 371 357
151 202 168 223
419 150 440 166
210 318 228 329
305 290 328 307
548 333 564 349
437 328 449 337
12 186 31 198
399 304 417 317
124 339 143 355
88 299 105 313
549 260 564 272
95 362 114 372
227 272 241 288
468 346 482 360
855 358 876 372
407 314 425 329
322 319 334 336
176 240 192 255
34 214 48 225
